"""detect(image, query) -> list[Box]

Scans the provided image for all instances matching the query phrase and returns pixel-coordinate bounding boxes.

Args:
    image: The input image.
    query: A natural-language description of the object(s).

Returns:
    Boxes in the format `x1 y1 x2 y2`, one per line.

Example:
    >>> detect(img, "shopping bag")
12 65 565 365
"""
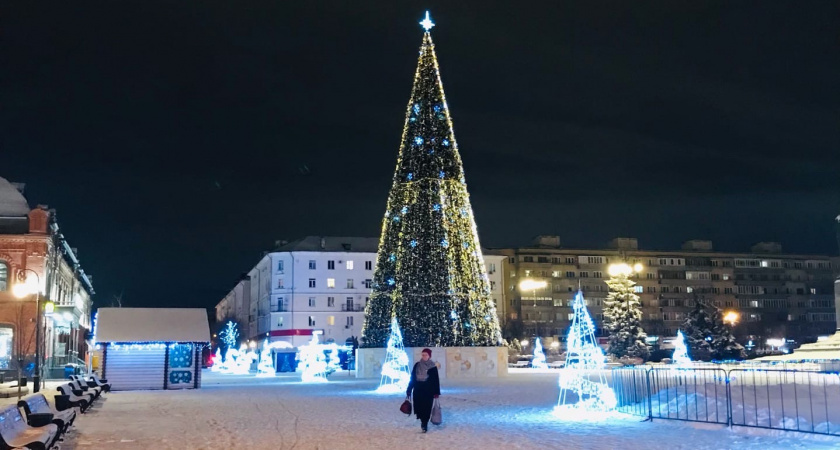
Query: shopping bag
400 398 412 415
430 398 442 425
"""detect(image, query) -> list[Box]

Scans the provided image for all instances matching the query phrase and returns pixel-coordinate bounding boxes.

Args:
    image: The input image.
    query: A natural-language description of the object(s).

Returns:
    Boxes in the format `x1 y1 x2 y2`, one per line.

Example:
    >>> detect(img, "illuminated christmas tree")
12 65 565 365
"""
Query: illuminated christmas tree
672 330 691 365
557 291 616 414
532 337 547 369
361 12 502 349
377 317 411 393
257 339 275 377
220 321 239 359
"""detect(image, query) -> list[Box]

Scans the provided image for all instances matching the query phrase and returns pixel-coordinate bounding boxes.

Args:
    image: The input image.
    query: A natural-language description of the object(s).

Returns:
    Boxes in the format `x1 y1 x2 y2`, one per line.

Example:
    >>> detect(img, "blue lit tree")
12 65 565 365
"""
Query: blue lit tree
557 291 616 413
361 12 502 348
532 337 547 369
377 317 411 393
672 330 691 365
220 321 239 361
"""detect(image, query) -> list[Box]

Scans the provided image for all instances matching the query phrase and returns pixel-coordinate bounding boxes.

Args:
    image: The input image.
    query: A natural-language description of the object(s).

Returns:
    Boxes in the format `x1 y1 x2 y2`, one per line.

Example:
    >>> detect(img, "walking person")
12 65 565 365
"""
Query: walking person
406 348 440 433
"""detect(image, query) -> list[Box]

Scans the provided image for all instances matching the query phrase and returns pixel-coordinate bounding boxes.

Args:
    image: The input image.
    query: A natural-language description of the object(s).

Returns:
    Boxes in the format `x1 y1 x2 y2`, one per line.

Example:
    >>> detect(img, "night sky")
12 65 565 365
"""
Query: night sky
2 2 838 310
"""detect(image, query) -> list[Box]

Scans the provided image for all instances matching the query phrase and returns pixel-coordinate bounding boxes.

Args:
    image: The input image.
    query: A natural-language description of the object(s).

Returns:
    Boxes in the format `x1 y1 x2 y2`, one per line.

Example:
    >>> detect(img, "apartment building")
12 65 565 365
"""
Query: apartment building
216 236 508 347
495 236 837 346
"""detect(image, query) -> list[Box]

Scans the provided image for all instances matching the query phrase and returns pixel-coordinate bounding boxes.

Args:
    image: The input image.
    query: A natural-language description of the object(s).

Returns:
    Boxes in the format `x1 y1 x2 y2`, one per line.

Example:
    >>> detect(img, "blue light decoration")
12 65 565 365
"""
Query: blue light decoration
442 138 450 146
377 317 411 393
532 337 548 369
672 330 692 366
450 310 458 320
297 331 340 383
413 103 421 114
221 321 239 351
434 105 441 113
433 203 441 211
401 206 409 214
440 239 449 248
439 171 445 179
414 136 424 146
210 348 224 372
387 277 395 286
257 339 275 377
410 240 417 248
91 311 99 345
389 254 397 262
555 291 617 415
407 173 413 180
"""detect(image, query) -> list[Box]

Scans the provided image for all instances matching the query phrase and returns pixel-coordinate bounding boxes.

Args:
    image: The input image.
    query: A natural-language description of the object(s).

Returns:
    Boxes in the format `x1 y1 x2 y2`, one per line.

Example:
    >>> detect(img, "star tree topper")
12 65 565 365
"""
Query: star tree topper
420 11 435 32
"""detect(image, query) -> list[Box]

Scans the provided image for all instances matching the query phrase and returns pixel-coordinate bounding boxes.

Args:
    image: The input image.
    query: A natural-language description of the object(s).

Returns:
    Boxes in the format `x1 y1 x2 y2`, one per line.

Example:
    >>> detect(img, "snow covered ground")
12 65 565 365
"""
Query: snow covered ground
48 370 840 449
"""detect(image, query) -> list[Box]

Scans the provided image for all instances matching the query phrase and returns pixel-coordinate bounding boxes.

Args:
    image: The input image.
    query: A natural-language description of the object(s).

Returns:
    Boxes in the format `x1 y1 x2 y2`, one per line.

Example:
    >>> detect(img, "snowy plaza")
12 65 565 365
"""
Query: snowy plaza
45 370 840 449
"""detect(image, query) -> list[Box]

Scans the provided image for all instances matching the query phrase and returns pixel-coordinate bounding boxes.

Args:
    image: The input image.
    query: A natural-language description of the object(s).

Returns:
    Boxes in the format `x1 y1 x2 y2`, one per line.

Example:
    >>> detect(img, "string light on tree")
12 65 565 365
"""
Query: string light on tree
361 11 502 348
297 331 340 383
556 291 616 415
377 318 411 393
604 263 649 361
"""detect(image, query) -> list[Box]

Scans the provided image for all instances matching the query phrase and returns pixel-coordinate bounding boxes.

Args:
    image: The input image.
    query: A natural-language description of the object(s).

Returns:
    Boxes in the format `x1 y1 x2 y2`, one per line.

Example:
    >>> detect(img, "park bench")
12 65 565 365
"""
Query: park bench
69 379 100 401
56 384 91 413
0 403 59 450
87 374 110 392
18 393 75 434
509 360 531 368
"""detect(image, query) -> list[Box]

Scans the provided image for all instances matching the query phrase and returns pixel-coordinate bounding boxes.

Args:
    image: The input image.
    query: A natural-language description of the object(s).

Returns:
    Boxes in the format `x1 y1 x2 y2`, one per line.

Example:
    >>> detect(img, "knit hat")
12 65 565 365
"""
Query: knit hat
422 348 432 357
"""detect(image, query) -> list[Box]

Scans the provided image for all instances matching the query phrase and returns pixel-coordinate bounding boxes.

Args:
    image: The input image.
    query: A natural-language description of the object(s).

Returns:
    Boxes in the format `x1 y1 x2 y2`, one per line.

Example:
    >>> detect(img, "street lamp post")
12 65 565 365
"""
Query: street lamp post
13 269 42 393
519 279 548 340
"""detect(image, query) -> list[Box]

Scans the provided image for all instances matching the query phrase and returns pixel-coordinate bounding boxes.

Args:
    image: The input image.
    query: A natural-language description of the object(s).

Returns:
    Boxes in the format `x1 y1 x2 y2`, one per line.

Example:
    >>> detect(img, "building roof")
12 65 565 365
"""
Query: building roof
96 308 210 343
274 236 380 253
0 177 29 217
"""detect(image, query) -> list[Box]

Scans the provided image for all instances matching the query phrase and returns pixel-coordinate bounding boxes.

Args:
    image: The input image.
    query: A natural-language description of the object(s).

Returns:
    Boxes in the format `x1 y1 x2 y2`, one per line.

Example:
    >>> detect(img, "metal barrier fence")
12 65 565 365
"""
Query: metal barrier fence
611 366 840 436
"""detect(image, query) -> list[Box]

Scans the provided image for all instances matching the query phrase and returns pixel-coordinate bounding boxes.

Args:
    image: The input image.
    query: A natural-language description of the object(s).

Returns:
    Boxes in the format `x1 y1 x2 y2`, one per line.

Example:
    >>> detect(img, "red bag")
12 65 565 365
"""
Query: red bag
400 398 412 415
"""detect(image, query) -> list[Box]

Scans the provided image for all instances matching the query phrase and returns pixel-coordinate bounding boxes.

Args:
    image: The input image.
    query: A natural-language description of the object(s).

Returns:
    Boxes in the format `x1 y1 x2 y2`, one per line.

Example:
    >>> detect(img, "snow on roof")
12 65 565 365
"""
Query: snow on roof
96 308 210 343
275 236 380 253
0 177 30 217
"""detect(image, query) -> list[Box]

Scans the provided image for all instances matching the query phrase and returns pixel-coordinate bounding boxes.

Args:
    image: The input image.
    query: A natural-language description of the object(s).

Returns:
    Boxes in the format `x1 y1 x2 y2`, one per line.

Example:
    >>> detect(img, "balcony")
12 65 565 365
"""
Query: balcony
341 304 365 312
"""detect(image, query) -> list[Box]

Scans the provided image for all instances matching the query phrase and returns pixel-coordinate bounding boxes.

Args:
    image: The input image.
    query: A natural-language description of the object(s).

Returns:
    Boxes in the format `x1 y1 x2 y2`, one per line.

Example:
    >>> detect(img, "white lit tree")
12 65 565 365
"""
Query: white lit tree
532 337 547 369
377 317 411 393
257 339 275 377
604 268 649 361
672 330 691 365
220 321 240 360
556 291 616 414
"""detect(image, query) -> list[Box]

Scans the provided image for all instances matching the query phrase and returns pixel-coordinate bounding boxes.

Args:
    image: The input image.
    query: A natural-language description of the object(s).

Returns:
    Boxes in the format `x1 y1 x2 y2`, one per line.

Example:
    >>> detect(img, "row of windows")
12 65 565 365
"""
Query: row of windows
278 260 374 272
279 315 356 328
276 278 373 289
516 256 831 271
520 270 605 279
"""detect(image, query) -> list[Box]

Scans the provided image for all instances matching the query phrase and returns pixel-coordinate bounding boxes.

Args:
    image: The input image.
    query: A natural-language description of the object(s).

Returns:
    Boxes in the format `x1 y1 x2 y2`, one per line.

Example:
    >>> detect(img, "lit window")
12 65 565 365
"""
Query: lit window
347 260 354 270
810 288 817 295
327 278 335 288
327 316 335 326
686 287 693 293
634 286 643 293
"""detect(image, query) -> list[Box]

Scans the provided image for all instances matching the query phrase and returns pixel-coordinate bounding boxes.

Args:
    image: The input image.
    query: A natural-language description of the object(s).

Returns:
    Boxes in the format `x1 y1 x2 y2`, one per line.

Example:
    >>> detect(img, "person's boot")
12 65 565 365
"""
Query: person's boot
421 421 428 433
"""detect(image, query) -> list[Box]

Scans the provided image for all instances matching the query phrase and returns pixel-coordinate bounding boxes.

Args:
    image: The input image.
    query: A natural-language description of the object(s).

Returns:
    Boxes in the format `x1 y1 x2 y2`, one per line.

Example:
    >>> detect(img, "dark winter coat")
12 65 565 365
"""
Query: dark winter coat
406 362 440 423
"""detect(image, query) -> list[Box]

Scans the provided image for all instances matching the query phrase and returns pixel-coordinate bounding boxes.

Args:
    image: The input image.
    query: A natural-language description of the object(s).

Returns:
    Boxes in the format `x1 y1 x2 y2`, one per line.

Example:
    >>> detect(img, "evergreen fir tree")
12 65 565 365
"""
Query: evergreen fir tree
682 301 714 361
709 307 747 360
361 13 502 348
603 272 649 360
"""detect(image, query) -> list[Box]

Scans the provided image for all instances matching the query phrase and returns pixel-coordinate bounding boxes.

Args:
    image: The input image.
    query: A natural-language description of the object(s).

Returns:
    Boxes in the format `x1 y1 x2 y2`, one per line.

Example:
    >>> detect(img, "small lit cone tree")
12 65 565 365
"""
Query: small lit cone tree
377 317 411 393
604 268 649 361
532 337 547 369
556 291 616 414
210 348 224 372
672 330 691 365
257 339 275 377
297 332 340 382
361 12 502 349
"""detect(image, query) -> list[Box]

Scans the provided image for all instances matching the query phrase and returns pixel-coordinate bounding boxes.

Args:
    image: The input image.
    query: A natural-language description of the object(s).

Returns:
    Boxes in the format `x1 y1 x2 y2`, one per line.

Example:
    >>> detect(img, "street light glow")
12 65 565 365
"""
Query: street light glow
521 339 530 347
607 263 643 277
723 311 739 325
519 279 547 291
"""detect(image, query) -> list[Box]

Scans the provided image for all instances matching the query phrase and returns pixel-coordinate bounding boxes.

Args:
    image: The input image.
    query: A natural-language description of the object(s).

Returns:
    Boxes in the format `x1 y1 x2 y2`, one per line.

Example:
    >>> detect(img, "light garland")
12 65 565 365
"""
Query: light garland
556 291 617 414
377 318 411 393
361 12 502 349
